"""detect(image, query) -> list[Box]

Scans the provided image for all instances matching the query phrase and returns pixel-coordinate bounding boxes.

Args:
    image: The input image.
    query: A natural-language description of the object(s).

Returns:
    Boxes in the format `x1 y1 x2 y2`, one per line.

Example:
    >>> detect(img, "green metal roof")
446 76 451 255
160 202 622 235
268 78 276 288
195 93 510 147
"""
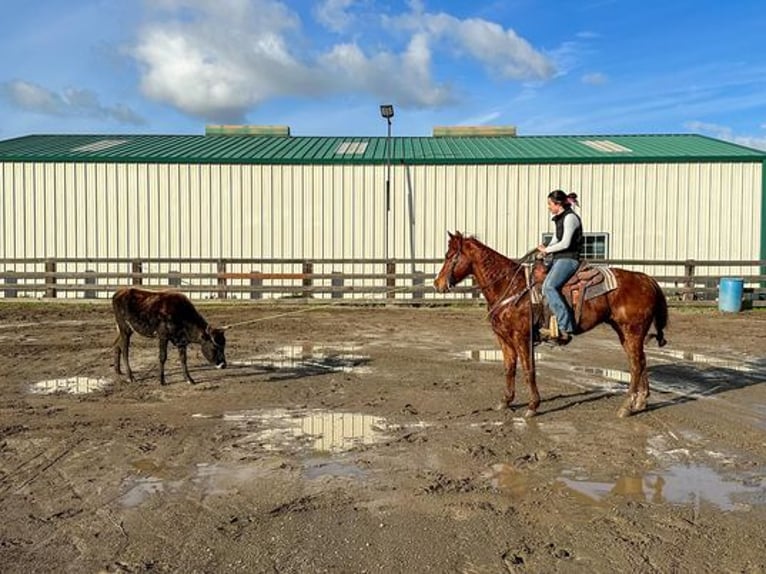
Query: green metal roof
0 133 764 165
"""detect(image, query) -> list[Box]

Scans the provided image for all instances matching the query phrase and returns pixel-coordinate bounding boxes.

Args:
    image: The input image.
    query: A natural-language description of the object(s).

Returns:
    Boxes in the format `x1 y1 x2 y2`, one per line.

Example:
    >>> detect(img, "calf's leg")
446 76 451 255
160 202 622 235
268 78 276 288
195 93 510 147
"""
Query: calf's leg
178 345 195 384
113 335 123 376
119 331 135 382
159 338 169 385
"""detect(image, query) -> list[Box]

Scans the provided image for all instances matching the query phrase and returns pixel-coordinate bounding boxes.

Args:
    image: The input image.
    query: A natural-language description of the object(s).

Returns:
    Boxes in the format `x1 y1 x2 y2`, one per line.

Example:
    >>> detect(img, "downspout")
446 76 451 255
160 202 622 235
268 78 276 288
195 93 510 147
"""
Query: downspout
405 164 416 274
761 160 766 288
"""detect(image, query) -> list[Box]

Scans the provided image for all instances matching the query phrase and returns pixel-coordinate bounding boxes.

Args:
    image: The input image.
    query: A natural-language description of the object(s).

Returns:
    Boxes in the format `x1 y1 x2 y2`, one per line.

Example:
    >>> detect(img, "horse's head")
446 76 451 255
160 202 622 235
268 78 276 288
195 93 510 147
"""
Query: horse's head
434 231 472 292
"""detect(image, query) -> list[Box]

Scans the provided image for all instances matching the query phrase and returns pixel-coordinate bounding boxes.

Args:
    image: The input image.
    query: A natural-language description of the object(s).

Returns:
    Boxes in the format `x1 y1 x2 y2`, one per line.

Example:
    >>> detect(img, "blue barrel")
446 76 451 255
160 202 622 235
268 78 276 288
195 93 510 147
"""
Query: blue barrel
718 277 744 312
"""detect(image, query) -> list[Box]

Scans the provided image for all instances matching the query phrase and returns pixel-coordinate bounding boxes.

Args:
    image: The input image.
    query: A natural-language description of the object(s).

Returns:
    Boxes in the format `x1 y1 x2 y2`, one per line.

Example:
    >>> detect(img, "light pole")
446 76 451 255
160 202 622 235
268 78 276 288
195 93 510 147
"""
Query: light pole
379 104 394 261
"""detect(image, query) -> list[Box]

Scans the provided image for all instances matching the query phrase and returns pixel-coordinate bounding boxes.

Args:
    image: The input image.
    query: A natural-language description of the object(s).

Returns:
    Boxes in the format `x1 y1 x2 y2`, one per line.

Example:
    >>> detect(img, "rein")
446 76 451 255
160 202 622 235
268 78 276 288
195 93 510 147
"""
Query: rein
484 248 539 318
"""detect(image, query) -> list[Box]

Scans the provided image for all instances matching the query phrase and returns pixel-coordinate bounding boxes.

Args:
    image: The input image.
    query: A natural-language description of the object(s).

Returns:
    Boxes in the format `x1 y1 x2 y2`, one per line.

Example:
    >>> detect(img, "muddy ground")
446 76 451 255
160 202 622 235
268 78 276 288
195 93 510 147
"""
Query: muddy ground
0 299 765 573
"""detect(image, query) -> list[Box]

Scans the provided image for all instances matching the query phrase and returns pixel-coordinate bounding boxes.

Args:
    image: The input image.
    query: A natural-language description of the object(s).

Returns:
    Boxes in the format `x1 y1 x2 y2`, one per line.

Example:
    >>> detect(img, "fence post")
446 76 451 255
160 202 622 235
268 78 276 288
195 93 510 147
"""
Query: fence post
45 259 57 298
131 260 143 285
250 271 262 300
217 260 227 299
331 271 343 299
302 261 313 298
683 260 695 301
386 261 396 301
4 271 17 298
412 270 426 302
84 269 96 299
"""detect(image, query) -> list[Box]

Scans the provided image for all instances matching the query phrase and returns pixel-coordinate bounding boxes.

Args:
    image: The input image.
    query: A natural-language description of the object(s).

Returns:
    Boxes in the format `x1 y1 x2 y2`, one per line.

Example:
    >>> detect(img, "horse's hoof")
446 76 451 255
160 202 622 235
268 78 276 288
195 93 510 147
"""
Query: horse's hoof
524 409 537 418
617 406 631 418
494 401 512 411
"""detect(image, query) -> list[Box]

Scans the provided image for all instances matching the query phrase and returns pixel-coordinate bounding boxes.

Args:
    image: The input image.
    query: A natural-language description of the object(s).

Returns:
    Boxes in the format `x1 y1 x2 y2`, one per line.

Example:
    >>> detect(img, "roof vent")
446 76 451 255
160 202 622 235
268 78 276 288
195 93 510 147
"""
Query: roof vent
205 124 291 137
433 125 517 137
579 139 632 153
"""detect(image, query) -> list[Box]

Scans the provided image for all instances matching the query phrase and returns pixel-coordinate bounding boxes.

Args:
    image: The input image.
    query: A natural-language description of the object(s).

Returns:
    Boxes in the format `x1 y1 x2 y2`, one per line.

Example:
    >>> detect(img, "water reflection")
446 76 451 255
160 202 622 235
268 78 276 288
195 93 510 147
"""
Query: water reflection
651 349 766 375
119 475 173 508
30 376 110 395
457 349 547 362
558 464 764 511
232 344 371 377
484 463 530 497
223 408 393 453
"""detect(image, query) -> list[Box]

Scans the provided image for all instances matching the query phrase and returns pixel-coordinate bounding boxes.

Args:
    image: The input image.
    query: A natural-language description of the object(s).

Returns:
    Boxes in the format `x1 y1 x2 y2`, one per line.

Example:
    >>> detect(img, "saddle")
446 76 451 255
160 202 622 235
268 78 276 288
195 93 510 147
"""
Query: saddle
530 260 618 331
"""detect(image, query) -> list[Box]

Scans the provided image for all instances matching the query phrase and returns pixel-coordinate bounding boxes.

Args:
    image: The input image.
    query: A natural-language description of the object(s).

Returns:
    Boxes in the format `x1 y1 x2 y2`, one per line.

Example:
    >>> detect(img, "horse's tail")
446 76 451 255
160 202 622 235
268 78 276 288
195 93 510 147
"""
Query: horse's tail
649 278 668 347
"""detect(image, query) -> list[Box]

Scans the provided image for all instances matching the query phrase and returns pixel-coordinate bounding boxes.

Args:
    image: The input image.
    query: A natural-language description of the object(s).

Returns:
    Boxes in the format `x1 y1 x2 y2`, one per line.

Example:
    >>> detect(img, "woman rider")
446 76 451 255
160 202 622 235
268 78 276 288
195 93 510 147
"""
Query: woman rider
537 189 583 344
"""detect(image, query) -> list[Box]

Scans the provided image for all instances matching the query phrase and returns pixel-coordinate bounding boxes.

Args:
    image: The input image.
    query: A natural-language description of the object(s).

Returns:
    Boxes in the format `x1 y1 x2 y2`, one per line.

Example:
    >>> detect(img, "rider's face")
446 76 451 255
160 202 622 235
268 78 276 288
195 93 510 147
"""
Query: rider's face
547 198 563 215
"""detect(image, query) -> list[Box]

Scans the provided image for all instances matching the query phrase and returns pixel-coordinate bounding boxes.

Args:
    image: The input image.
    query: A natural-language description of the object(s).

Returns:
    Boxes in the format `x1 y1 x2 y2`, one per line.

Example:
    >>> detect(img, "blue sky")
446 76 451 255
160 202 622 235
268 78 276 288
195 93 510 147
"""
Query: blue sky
1 0 765 149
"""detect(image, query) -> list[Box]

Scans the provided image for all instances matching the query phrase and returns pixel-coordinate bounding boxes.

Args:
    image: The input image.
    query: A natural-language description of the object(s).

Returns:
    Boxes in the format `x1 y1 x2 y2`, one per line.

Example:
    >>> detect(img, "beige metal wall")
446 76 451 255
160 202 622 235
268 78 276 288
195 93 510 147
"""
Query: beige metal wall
1 159 762 298
402 161 762 281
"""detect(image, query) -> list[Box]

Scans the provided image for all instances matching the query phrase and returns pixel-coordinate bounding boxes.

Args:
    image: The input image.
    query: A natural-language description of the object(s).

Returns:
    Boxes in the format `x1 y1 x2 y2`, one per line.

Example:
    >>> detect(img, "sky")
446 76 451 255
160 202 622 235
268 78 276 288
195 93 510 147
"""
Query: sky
1 0 766 149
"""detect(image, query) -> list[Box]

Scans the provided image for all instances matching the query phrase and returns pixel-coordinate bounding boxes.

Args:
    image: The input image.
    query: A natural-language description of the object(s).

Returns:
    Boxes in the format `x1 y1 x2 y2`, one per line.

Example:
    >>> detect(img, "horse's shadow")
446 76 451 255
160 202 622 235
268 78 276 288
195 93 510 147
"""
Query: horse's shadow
536 355 766 416
645 356 766 413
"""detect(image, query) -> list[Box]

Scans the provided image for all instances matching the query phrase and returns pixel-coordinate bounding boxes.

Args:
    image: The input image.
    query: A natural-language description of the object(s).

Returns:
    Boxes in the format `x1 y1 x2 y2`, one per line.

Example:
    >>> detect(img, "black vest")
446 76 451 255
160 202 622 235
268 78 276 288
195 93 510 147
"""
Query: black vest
551 208 583 260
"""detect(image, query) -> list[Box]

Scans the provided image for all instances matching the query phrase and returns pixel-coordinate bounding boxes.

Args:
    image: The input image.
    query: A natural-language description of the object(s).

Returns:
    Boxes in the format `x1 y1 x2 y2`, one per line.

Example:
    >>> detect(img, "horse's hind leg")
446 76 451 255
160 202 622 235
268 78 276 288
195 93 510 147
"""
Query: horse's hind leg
617 330 648 417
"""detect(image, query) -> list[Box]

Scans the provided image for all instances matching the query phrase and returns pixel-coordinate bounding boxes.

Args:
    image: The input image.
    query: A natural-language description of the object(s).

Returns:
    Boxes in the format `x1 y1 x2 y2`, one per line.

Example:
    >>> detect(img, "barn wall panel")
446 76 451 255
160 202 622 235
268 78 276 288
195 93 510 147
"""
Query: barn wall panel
0 159 762 298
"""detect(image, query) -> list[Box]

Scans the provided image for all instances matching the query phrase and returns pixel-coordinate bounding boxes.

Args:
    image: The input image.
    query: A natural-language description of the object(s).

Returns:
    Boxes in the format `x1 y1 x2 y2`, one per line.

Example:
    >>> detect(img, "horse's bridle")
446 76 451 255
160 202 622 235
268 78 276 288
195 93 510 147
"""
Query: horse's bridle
446 241 463 289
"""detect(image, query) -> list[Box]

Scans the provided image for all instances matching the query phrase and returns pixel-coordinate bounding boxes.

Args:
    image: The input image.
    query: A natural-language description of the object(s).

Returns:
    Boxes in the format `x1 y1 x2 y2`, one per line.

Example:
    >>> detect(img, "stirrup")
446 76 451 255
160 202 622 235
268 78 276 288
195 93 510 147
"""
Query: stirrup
539 317 572 345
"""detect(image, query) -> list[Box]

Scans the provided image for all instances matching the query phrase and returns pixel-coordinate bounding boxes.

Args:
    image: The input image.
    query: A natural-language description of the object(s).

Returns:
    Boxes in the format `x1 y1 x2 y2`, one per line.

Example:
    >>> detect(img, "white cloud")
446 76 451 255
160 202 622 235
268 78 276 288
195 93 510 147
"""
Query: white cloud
459 110 502 125
314 0 356 33
582 72 607 85
394 9 556 81
130 0 554 121
685 120 766 151
0 80 145 125
1 80 62 115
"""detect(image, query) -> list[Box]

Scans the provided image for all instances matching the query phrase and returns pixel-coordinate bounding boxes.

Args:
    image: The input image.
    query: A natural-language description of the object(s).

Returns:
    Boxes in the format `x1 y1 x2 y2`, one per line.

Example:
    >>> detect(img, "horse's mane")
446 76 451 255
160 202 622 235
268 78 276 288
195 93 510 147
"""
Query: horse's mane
463 235 522 286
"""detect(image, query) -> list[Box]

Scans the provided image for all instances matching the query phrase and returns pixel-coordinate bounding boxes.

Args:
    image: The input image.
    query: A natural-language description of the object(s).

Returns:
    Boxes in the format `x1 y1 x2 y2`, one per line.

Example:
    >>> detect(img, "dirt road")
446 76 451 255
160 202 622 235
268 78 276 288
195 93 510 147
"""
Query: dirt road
1 301 765 573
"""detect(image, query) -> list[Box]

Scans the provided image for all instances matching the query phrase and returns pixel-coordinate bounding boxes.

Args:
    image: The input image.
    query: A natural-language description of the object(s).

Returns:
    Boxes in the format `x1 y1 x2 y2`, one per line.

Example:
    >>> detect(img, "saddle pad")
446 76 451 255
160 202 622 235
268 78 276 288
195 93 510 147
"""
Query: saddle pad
584 265 618 300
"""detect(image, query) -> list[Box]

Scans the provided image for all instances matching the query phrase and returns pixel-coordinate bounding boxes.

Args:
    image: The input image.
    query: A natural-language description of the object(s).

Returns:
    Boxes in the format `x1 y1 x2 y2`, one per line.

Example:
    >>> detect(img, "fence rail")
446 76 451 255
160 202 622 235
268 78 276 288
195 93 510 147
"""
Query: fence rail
1 257 764 307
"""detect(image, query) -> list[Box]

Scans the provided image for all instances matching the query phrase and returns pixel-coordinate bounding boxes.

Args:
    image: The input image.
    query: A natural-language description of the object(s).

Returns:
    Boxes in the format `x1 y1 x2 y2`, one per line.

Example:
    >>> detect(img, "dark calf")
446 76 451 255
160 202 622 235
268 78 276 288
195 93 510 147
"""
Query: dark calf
112 287 227 384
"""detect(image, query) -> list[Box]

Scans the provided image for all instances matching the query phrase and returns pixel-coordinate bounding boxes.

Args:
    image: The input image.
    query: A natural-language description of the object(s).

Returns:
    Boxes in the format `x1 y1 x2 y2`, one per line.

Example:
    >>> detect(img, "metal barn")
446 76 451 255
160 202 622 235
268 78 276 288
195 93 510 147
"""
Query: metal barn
0 132 764 299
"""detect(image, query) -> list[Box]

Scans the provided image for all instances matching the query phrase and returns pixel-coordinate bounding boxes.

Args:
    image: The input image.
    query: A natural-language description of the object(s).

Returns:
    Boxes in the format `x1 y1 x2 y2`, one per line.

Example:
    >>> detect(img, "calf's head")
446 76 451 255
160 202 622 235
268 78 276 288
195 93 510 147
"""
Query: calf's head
201 326 227 369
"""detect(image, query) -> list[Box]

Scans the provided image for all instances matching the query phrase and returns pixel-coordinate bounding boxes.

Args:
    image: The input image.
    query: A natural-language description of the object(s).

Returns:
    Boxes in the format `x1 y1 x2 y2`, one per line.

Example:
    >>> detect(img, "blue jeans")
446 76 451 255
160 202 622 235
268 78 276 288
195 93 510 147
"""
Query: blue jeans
542 258 579 334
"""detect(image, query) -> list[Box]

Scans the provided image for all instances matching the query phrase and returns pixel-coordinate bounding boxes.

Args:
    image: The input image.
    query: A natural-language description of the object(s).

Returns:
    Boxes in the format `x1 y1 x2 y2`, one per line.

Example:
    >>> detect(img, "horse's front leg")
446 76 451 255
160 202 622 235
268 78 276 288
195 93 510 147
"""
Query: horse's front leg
618 331 648 417
516 334 540 417
496 337 518 410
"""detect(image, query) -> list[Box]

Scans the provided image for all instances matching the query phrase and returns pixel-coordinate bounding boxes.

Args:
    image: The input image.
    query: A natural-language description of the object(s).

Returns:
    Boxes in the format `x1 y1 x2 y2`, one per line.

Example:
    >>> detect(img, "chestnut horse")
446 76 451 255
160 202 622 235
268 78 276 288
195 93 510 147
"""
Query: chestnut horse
434 231 668 418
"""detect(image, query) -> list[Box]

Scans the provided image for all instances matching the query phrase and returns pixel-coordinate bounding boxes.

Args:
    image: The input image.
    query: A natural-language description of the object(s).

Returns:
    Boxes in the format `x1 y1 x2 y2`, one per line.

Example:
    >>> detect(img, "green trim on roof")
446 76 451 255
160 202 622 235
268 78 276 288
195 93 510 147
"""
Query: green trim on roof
0 133 764 165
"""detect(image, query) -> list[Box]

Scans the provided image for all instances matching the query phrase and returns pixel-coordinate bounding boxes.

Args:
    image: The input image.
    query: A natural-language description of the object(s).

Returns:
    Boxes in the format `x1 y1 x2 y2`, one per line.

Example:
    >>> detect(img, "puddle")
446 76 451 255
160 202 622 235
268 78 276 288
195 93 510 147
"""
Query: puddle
302 458 367 480
570 361 766 400
29 376 110 395
558 464 764 511
119 461 270 507
484 463 531 497
223 408 395 453
488 461 763 512
650 349 766 375
231 344 371 377
119 475 172 508
119 455 366 508
458 349 548 362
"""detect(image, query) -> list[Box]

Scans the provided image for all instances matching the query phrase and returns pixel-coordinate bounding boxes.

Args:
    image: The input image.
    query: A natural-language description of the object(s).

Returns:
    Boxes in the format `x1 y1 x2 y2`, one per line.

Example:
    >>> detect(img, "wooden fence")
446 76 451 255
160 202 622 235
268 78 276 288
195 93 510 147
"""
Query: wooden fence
1 257 764 307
